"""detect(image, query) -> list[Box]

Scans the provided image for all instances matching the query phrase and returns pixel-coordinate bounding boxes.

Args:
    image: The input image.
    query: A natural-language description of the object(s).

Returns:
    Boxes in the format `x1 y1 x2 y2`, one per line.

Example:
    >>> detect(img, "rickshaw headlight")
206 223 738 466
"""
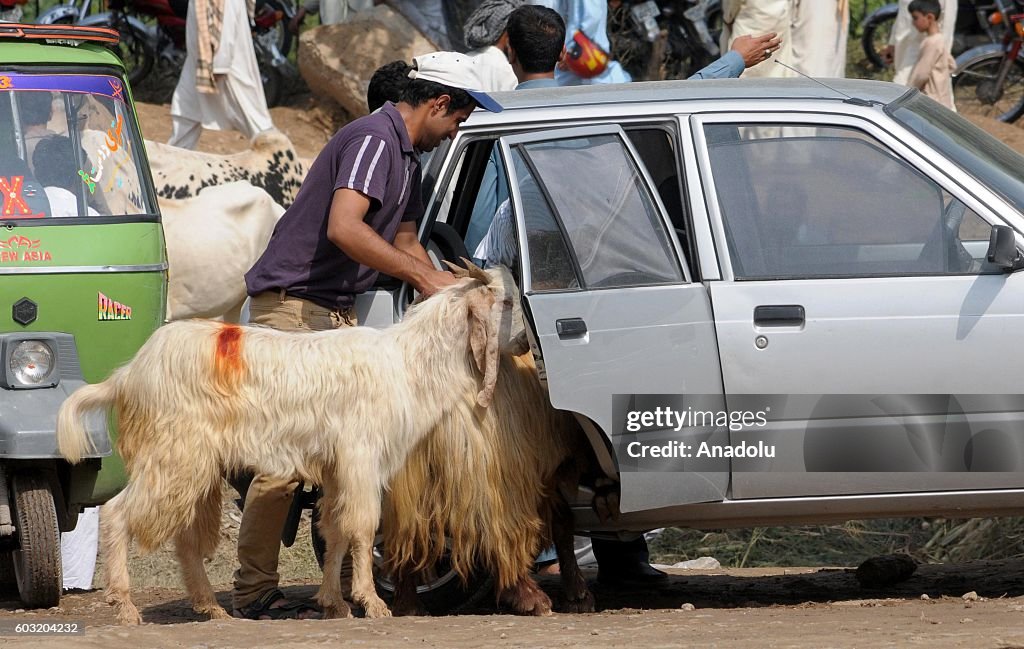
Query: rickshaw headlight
9 340 55 386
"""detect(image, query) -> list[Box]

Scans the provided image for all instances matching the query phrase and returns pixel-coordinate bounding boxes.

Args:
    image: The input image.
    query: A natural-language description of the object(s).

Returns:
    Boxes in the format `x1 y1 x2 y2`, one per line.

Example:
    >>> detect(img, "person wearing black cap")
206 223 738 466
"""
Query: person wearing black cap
235 53 502 620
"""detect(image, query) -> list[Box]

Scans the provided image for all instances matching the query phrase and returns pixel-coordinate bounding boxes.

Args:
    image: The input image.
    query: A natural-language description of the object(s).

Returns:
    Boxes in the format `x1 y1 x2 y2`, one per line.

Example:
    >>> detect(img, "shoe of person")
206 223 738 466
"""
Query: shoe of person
232 588 322 620
596 562 669 588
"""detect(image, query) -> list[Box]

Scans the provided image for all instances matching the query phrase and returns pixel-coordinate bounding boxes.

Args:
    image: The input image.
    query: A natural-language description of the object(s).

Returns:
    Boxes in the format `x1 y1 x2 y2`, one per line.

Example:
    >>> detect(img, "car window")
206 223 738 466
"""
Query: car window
518 133 683 289
624 127 695 273
703 124 996 279
506 150 580 290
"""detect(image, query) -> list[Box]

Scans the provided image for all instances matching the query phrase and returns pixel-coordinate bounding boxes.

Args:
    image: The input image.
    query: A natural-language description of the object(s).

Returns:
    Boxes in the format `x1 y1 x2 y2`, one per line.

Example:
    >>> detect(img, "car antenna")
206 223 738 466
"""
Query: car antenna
774 61 876 107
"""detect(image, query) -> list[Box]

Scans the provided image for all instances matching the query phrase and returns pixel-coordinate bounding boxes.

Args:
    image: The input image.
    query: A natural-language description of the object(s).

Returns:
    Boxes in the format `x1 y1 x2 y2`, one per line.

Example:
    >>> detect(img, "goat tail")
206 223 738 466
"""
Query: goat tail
57 371 121 464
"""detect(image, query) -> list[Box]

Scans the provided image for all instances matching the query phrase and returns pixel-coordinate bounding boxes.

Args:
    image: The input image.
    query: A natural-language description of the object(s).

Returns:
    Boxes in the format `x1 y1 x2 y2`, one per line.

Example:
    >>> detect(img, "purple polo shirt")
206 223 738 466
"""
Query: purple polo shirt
245 102 423 310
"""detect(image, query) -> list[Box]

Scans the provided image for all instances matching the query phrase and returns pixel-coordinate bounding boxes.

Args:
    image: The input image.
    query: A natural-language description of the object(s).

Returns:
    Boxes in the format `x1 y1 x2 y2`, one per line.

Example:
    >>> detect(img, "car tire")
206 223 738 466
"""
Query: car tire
10 472 62 609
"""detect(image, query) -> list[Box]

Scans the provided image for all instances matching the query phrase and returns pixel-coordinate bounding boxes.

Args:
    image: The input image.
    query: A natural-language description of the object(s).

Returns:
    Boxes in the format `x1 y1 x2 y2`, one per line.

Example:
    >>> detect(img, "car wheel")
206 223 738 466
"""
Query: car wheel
10 472 61 609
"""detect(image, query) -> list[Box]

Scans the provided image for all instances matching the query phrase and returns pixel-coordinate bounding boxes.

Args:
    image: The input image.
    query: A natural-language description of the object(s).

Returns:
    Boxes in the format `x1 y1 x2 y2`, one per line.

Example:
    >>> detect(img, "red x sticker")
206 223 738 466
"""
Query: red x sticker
0 176 45 219
108 78 123 102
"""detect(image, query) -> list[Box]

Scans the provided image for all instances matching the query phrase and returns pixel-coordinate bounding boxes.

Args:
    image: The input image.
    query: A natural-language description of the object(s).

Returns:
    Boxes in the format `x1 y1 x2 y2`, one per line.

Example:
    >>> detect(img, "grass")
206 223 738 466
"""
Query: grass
649 518 1024 569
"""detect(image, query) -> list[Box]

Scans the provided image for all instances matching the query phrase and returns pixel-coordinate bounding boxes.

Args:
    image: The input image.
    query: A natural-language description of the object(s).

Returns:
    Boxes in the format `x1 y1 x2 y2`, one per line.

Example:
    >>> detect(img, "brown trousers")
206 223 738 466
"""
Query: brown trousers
232 290 356 610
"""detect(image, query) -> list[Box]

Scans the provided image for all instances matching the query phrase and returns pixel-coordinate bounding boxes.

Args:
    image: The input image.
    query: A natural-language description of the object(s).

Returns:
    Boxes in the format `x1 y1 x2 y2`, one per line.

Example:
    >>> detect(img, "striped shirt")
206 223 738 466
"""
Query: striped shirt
246 102 422 310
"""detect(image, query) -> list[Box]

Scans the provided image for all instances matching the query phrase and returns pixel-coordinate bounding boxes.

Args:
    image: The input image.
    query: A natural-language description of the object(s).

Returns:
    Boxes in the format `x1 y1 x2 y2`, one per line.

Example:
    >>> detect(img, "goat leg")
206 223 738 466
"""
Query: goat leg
349 532 391 618
174 486 231 620
313 492 353 619
101 491 143 625
390 567 427 616
552 498 595 614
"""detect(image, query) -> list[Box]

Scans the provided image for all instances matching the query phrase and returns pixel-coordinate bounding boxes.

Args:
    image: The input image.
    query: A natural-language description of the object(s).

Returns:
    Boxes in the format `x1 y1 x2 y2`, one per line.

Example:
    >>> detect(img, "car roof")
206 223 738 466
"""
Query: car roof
477 77 910 116
0 41 124 69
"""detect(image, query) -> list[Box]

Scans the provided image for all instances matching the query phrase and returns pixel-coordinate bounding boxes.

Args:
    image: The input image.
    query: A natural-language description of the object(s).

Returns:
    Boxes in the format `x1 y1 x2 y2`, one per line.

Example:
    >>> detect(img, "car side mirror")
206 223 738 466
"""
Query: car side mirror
986 225 1024 272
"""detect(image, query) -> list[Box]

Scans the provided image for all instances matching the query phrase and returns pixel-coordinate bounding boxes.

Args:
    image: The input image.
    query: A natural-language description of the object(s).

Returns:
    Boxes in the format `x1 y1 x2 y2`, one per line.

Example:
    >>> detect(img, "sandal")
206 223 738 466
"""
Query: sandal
232 588 322 620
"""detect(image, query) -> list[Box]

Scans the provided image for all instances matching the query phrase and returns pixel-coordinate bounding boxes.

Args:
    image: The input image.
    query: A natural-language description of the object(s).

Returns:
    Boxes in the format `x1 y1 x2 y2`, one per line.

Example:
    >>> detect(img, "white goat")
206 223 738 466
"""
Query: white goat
56 263 525 625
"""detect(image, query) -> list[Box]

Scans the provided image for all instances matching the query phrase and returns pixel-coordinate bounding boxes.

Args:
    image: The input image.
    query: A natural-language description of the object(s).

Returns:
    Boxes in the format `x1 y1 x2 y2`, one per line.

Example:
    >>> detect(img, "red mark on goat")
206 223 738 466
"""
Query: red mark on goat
214 324 246 390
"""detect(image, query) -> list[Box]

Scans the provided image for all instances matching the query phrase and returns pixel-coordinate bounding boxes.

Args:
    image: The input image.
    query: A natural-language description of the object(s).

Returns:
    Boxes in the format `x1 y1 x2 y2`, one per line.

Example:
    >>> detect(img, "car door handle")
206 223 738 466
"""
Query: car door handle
555 317 588 338
754 305 805 327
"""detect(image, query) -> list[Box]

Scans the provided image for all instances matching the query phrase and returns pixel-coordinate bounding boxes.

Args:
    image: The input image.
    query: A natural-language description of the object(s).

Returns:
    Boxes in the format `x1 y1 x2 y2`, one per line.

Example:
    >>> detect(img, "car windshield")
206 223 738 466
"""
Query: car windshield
887 92 1024 217
0 72 157 221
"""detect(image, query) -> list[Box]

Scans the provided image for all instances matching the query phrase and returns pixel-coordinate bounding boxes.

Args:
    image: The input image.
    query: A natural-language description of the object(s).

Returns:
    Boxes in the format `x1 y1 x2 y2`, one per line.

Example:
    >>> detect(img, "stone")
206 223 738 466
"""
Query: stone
298 5 439 118
855 554 917 589
671 556 721 570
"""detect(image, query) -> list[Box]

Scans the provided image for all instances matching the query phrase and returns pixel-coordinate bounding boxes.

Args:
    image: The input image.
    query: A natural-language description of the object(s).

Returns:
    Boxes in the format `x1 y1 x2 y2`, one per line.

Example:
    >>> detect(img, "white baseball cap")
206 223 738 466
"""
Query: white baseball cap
409 51 504 113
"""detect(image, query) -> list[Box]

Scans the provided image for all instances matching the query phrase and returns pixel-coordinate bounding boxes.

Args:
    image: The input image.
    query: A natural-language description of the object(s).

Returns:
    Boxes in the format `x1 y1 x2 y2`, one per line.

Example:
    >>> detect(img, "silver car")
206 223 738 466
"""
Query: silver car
354 79 1024 601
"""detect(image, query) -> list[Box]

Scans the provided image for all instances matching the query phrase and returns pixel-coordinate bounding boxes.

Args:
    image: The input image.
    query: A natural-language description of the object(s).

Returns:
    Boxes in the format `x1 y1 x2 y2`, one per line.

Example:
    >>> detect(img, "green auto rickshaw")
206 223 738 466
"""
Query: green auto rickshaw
0 23 165 607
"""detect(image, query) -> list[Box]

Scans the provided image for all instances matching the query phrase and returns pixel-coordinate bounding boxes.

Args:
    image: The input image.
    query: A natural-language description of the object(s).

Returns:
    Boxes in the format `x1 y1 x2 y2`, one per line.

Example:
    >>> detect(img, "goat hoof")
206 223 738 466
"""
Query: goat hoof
322 603 353 619
204 606 233 620
362 599 392 619
115 605 143 626
503 589 553 616
558 592 596 614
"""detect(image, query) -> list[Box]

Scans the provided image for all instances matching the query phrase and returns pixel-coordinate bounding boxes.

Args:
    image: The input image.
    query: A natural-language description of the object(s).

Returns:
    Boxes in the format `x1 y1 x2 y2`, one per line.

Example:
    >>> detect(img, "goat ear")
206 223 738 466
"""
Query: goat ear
467 289 498 407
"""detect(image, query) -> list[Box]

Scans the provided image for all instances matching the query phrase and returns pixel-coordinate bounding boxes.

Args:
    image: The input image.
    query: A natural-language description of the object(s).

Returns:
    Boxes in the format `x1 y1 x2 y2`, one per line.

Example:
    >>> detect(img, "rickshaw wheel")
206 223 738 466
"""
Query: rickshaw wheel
10 473 61 608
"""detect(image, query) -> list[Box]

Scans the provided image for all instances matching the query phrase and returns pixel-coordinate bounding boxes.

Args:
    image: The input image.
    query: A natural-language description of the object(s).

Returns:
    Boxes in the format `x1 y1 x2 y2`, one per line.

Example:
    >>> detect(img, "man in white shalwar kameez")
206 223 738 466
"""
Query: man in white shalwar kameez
885 0 956 86
169 0 275 149
791 0 849 77
721 0 796 78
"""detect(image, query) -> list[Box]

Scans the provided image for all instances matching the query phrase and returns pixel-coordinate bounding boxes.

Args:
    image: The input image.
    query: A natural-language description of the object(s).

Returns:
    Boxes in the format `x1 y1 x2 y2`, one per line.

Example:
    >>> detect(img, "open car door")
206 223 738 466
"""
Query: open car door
497 125 729 514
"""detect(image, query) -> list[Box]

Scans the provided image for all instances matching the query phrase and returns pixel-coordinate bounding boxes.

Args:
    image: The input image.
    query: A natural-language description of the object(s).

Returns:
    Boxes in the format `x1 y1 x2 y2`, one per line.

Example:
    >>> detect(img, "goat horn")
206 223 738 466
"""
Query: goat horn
442 259 470 278
459 257 491 284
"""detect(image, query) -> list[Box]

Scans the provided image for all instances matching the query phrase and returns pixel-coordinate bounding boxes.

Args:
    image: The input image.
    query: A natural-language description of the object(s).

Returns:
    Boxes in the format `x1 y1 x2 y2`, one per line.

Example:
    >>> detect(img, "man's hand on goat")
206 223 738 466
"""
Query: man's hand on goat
731 33 782 69
416 268 458 298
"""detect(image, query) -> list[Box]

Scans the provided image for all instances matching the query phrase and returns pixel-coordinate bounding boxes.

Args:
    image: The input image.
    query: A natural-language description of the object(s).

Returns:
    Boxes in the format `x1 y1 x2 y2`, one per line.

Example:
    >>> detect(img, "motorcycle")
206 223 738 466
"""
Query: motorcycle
861 0 1004 70
608 0 723 81
0 0 26 22
953 0 1024 121
36 0 293 107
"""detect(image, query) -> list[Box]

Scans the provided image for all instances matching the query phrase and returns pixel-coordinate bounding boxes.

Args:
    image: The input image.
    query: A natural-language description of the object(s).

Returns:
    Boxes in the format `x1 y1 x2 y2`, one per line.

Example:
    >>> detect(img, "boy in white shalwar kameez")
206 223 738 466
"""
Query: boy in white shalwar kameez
169 0 275 149
884 0 956 86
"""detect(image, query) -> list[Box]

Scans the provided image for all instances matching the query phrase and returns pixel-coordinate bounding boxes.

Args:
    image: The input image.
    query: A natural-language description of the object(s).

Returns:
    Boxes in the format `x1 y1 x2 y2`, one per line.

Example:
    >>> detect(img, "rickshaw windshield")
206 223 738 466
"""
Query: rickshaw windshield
0 72 157 221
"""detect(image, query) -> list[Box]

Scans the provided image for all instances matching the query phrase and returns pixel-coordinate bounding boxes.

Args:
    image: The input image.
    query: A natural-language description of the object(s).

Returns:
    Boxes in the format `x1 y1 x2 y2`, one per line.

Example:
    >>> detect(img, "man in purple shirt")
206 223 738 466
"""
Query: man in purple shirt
234 52 503 620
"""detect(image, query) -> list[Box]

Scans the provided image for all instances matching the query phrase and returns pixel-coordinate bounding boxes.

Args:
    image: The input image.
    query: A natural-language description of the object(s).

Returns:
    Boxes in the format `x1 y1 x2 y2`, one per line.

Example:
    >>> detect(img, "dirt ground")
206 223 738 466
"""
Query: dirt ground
0 560 1023 648
7 98 1018 648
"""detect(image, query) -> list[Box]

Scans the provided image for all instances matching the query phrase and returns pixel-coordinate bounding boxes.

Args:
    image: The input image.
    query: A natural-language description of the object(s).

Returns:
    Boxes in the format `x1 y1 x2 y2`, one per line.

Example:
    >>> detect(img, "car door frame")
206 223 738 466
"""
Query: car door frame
498 123 732 515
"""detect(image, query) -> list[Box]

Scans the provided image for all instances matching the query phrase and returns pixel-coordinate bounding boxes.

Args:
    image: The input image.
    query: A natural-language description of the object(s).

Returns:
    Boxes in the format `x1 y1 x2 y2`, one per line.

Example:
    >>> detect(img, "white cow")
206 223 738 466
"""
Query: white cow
147 129 307 208
161 181 284 322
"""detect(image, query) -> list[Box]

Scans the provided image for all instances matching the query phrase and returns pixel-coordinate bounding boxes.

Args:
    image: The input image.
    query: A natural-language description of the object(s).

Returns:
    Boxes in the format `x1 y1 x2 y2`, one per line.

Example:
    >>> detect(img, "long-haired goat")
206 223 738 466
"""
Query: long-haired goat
56 263 526 625
382 351 596 616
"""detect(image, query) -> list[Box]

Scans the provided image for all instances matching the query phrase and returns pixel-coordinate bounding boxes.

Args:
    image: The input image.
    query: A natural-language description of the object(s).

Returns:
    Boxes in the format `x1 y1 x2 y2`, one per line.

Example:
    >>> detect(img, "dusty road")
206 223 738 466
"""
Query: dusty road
1 561 1022 648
